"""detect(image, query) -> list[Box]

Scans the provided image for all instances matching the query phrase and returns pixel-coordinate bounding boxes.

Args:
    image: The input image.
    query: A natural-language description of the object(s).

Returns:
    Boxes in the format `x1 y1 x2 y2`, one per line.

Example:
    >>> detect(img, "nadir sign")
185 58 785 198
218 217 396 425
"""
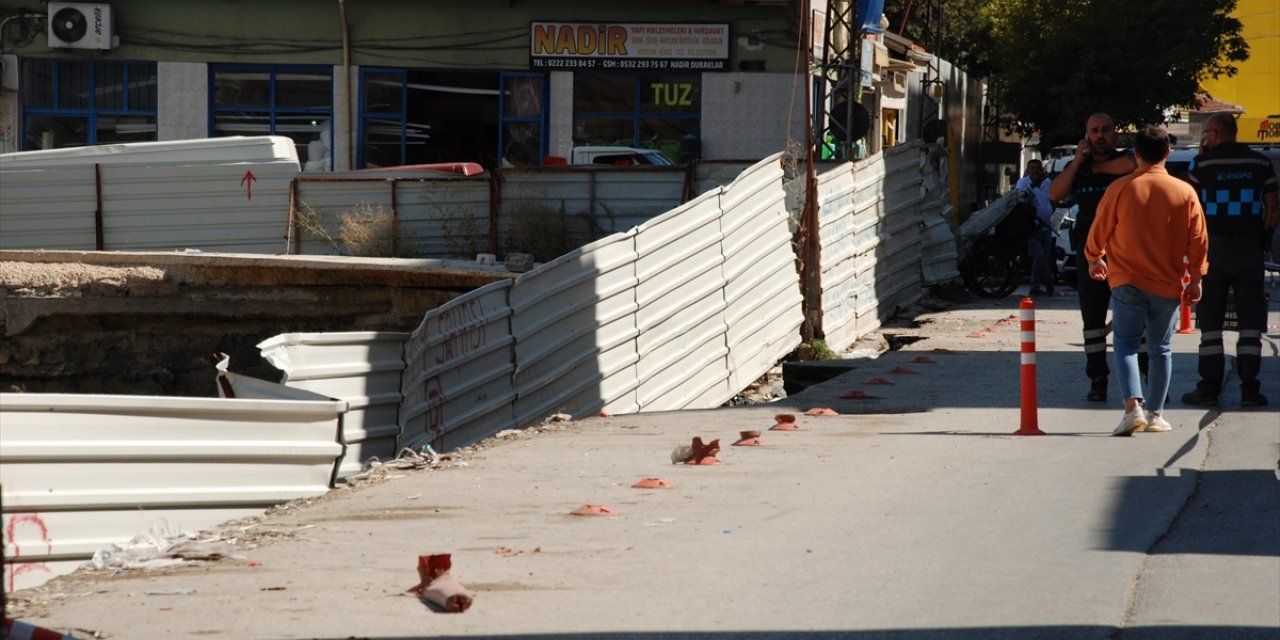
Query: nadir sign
240 170 257 200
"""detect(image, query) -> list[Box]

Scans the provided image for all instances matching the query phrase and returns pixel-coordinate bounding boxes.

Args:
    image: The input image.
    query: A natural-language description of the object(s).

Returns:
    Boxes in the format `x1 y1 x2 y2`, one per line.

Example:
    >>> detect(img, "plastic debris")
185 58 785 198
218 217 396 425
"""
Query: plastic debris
804 407 839 416
680 437 722 464
407 554 473 613
571 504 619 516
732 430 767 446
770 414 803 431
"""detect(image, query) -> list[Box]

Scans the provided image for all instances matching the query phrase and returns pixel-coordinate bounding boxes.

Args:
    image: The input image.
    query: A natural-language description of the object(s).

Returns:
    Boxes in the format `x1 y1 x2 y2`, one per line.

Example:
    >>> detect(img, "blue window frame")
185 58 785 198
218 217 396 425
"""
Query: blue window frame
210 64 333 170
499 72 548 166
359 68 410 168
20 58 157 150
573 74 700 163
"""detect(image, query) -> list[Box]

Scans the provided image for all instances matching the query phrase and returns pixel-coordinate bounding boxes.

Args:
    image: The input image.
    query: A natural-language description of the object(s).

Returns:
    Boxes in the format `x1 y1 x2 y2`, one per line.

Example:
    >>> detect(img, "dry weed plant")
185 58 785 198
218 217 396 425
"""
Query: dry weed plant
295 202 400 257
504 200 601 262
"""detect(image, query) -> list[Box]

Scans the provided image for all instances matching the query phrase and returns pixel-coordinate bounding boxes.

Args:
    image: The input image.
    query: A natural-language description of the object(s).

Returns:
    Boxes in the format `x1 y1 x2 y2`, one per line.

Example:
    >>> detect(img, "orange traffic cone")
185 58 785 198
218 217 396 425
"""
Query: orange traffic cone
1176 298 1195 334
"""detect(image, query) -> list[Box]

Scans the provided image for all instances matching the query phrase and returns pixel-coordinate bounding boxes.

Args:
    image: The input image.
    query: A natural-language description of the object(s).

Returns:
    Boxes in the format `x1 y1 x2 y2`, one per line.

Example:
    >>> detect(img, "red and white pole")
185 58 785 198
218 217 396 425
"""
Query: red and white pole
1015 296 1046 435
1176 257 1195 334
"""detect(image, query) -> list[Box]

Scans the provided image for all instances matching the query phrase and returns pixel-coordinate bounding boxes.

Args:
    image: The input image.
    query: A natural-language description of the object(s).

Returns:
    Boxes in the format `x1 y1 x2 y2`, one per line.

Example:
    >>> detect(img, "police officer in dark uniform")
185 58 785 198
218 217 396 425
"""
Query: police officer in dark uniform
1049 113 1139 401
1181 112 1279 407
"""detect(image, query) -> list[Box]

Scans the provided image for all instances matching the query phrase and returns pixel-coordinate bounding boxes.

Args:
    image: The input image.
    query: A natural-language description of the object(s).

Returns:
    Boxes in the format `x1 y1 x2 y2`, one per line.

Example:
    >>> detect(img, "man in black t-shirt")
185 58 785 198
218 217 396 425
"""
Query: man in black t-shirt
1181 112 1279 407
1048 113 1139 401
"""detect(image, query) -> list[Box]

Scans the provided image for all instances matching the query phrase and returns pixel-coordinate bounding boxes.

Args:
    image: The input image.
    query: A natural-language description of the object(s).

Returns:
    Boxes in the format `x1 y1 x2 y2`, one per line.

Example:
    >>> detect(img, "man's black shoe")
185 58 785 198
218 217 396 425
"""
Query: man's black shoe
1181 389 1219 407
1241 393 1269 407
1087 377 1108 402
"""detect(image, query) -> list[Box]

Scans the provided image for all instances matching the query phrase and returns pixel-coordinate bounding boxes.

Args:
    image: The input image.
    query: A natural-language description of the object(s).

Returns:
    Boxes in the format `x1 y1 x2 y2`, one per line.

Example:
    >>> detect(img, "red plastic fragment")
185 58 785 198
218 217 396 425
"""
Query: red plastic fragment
770 414 803 431
407 554 473 613
571 504 620 515
805 407 838 416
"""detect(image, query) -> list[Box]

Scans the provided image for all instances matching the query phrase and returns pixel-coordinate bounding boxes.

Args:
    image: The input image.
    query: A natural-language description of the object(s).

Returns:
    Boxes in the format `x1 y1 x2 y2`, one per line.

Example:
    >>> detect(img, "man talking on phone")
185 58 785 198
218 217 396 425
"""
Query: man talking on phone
1049 112 1139 402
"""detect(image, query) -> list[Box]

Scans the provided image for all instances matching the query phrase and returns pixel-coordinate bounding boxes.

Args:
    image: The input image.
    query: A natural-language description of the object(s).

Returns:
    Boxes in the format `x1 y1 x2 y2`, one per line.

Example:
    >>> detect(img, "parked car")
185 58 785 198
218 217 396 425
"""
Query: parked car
570 146 674 166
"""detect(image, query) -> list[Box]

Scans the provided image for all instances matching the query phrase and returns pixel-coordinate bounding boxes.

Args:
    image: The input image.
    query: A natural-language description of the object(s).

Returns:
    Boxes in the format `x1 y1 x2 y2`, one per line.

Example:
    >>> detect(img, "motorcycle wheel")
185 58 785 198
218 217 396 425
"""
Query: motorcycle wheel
964 253 1020 298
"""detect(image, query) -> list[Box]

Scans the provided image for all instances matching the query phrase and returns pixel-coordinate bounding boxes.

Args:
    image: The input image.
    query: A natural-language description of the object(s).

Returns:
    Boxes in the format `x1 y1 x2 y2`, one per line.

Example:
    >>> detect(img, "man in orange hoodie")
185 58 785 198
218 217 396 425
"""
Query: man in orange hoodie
1084 125 1209 436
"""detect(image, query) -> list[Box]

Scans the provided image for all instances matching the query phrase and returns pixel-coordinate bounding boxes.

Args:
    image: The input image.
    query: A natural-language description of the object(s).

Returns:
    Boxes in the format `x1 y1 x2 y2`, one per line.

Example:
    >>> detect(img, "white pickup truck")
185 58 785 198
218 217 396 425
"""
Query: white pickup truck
570 146 674 166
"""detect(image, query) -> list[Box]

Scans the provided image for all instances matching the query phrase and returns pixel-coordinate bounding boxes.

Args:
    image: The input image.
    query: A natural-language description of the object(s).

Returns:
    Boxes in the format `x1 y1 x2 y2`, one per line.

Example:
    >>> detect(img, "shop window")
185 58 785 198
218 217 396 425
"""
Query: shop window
20 59 157 150
358 69 510 169
211 65 333 170
500 73 547 167
574 74 700 163
881 108 900 149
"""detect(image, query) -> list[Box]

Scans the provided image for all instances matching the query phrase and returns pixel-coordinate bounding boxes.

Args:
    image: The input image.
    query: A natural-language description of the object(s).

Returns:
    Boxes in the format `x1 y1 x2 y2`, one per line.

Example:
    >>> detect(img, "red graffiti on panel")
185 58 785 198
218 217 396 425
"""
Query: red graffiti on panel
5 513 53 591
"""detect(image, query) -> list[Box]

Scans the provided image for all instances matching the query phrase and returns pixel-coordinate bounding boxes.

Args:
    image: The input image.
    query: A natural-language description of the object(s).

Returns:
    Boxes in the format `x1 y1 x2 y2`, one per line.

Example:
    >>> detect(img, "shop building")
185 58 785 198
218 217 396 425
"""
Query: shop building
0 1 969 175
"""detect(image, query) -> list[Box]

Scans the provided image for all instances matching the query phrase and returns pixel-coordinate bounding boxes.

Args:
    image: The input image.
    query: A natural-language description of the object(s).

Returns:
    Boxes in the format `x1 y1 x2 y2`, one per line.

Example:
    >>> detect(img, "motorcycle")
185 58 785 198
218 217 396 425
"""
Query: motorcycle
958 189 1070 298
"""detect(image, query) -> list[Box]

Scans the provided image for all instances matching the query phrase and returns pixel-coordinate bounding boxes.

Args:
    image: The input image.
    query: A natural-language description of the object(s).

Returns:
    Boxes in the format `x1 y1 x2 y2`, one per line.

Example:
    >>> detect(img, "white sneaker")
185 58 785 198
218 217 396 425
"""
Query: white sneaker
1113 406 1148 436
1142 413 1172 432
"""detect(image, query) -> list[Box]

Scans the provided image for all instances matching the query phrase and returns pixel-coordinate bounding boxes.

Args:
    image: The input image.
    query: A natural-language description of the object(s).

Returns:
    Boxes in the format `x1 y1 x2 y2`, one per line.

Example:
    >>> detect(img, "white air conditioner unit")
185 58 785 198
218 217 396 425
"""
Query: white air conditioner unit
48 3 115 50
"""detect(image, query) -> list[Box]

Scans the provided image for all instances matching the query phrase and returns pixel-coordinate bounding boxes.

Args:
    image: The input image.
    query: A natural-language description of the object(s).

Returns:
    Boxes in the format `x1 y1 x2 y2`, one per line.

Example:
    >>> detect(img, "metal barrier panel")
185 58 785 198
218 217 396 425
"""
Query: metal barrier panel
399 279 517 453
0 392 345 591
919 143 959 284
499 168 686 246
94 161 297 252
718 153 804 392
633 191 731 411
0 167 99 250
395 180 492 258
256 331 410 479
294 177 490 258
816 153 887 350
510 231 640 424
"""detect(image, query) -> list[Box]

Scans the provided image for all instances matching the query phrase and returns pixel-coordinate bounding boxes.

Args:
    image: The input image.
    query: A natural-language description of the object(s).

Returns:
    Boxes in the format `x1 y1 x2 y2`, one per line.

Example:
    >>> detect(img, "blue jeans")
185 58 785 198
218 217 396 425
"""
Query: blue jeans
1110 285 1179 413
1026 227 1055 291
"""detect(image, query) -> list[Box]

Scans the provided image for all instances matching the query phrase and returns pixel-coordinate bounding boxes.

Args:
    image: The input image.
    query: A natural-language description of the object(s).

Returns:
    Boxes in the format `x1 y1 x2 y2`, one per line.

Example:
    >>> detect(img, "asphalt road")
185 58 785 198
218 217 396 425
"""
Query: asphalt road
7 284 1279 640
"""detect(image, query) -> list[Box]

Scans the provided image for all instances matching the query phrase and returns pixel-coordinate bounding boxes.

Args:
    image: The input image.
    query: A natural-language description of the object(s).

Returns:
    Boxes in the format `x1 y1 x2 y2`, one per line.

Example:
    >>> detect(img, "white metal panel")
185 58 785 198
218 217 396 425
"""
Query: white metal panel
256 331 410 479
1 137 300 252
919 142 960 284
510 230 639 424
293 177 490 258
0 391 344 591
718 153 804 392
0 167 99 250
394 179 492 258
632 192 731 411
500 168 686 241
0 136 298 168
399 279 517 453
95 160 296 252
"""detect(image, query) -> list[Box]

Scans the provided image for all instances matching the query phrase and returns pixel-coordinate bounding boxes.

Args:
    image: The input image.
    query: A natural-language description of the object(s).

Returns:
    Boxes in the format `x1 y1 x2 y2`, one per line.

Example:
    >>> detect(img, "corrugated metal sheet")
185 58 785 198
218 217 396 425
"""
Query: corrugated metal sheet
1 136 300 252
510 231 640 425
718 153 804 392
0 166 99 250
399 279 517 453
919 143 959 285
500 168 686 241
102 161 297 252
0 136 297 168
254 332 410 479
293 175 490 258
0 390 346 592
815 143 937 350
633 192 730 411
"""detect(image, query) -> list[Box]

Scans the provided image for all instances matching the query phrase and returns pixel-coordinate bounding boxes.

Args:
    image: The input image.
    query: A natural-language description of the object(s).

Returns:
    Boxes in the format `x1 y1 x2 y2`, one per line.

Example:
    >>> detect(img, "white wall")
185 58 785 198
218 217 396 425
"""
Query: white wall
158 62 209 142
1 54 19 153
547 71 574 160
701 72 807 160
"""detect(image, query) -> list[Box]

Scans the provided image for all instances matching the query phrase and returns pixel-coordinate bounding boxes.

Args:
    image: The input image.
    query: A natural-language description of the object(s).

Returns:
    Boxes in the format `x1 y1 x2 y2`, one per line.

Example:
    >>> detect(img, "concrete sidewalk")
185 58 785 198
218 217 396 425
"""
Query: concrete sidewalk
7 287 1279 640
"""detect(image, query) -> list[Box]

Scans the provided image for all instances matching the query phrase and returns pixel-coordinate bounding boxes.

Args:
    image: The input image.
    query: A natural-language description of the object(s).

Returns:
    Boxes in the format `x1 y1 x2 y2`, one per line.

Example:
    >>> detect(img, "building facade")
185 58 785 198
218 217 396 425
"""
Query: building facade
0 1 831 169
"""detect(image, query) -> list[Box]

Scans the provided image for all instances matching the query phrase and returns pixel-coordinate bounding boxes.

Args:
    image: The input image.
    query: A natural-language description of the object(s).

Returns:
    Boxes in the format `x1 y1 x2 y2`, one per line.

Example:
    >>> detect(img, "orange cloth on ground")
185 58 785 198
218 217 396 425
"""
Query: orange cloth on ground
1084 165 1209 299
